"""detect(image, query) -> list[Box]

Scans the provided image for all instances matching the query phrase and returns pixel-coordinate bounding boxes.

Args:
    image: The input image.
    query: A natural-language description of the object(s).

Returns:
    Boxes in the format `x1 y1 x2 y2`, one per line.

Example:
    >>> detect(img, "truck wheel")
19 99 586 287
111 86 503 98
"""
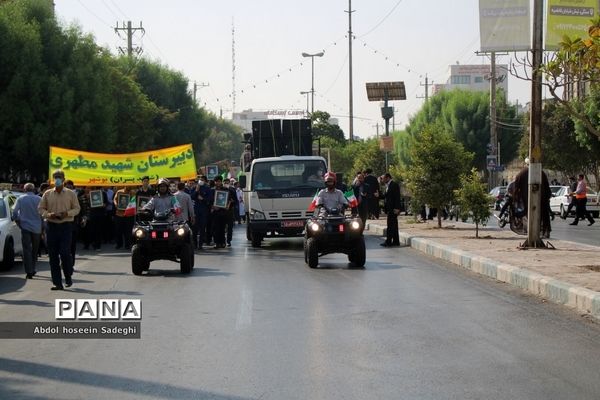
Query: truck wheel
131 244 146 275
306 237 318 268
246 224 252 241
0 238 15 271
351 238 366 268
251 232 262 248
180 243 192 274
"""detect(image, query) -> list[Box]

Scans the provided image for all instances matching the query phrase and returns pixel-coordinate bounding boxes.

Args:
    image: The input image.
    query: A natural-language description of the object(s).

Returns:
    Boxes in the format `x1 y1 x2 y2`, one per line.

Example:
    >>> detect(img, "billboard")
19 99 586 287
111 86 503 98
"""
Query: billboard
479 0 531 52
546 0 597 50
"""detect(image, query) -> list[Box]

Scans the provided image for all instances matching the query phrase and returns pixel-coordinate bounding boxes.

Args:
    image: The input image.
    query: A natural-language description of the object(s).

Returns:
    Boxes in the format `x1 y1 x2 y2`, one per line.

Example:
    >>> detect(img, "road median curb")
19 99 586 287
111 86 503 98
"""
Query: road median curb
367 222 600 322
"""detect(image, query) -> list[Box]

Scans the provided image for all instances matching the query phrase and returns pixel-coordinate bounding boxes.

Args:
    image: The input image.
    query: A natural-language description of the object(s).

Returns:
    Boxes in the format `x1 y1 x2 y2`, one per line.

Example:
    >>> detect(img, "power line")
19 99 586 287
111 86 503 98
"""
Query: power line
358 0 405 38
76 0 111 28
108 0 128 19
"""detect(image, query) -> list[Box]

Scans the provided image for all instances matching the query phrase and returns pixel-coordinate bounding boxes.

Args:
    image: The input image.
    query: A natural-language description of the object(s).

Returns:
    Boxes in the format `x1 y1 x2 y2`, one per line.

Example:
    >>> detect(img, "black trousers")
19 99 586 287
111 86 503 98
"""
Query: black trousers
574 197 595 224
47 222 73 287
386 211 399 245
212 211 227 246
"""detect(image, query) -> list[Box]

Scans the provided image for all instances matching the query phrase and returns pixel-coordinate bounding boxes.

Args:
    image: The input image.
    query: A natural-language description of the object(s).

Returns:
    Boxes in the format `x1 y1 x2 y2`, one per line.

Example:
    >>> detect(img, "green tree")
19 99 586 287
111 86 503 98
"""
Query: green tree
352 139 393 178
311 110 345 142
519 100 599 182
400 89 521 170
454 168 492 238
540 17 600 139
405 124 473 228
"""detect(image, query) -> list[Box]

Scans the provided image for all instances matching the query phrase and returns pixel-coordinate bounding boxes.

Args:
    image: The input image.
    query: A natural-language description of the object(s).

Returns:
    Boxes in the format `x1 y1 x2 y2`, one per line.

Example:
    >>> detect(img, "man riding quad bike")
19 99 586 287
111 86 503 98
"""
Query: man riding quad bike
131 178 194 275
303 172 366 268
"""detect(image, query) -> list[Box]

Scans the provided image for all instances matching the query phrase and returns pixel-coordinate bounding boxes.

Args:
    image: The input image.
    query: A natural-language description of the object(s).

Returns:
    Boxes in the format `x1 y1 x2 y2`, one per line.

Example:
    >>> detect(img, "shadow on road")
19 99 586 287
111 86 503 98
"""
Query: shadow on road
0 357 254 400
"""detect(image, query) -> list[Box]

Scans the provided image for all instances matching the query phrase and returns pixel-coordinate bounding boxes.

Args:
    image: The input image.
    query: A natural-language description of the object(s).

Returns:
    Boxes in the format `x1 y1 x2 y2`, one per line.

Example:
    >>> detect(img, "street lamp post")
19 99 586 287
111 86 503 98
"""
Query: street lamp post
300 91 310 118
302 52 324 115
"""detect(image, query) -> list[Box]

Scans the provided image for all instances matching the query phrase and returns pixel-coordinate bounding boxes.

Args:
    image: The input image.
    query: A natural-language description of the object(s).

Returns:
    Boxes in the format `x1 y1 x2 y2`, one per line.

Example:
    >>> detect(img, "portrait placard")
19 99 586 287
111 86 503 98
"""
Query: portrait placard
206 165 219 180
137 195 151 211
116 193 130 211
213 190 229 209
89 190 104 208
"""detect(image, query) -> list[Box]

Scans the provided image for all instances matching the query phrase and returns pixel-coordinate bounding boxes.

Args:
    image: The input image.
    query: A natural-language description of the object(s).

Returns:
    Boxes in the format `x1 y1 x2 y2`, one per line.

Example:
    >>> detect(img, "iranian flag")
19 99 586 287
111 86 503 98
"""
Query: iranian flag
307 190 319 212
344 189 359 208
123 196 137 217
171 196 182 216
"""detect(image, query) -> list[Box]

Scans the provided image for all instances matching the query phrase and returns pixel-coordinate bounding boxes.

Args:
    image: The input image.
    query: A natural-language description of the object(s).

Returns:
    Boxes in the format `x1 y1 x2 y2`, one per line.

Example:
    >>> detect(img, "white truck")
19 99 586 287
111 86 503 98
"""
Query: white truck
240 155 327 247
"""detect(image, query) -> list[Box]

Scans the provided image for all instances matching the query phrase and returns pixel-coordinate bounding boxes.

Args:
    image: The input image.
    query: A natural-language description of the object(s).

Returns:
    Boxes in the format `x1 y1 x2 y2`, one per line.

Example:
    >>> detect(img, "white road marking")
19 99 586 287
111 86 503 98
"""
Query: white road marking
235 287 253 330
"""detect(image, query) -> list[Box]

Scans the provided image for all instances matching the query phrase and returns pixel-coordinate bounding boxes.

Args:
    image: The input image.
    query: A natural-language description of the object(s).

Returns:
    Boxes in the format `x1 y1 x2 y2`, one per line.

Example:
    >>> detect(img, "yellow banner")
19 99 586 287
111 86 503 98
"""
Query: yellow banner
48 144 197 186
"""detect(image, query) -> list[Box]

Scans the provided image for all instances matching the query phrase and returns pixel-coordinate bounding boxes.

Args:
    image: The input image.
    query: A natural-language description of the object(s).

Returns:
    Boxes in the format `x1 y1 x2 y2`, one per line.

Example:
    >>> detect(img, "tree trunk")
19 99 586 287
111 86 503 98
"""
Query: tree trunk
438 213 442 228
475 222 479 238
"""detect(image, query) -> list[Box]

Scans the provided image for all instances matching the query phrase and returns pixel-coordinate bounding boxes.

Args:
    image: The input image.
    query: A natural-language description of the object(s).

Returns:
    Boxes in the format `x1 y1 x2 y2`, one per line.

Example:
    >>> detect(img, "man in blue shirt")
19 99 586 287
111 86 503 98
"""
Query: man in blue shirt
12 183 42 279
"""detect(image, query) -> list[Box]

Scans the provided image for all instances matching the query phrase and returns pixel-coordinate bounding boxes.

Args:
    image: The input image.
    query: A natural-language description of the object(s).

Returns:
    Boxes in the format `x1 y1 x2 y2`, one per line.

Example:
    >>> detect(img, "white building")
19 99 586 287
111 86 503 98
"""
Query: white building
431 63 509 96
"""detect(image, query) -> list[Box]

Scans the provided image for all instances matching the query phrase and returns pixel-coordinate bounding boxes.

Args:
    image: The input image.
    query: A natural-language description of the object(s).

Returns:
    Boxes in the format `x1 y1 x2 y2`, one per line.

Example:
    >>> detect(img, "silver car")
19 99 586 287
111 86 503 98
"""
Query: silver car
0 192 23 270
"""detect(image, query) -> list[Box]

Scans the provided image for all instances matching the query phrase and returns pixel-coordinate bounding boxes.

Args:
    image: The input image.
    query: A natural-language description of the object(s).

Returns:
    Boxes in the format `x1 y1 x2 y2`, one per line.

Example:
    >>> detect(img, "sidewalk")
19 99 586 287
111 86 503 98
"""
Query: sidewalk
366 216 600 322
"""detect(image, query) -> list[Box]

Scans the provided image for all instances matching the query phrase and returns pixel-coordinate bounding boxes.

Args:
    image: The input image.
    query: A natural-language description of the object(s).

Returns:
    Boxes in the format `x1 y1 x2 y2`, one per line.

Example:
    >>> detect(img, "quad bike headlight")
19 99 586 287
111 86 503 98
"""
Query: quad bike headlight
350 220 361 230
176 227 186 236
134 228 145 238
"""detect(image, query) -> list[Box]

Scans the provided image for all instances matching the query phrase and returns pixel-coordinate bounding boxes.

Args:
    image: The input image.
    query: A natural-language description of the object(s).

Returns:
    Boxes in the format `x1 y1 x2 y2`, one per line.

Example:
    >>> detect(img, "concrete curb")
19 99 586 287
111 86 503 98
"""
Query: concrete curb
367 222 600 322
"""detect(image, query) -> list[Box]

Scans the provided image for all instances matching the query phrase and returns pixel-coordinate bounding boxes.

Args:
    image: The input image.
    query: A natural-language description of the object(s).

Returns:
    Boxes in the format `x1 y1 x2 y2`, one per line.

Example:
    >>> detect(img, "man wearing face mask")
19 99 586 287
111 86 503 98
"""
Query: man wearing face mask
316 172 348 213
38 169 81 290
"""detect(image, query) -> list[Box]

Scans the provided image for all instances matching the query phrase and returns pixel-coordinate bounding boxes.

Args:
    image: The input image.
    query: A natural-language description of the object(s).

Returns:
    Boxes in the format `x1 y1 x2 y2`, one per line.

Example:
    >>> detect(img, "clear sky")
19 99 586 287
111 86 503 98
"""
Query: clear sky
53 0 531 138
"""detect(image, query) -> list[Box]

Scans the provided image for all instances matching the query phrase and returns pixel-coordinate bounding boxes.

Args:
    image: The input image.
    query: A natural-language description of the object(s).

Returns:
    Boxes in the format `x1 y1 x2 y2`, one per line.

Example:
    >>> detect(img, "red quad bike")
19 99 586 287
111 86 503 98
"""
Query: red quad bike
131 209 194 275
304 207 366 269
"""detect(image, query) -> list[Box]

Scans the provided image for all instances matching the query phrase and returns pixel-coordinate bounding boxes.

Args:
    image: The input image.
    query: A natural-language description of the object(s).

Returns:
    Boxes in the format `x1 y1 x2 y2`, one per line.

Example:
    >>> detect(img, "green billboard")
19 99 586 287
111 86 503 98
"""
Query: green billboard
546 0 598 50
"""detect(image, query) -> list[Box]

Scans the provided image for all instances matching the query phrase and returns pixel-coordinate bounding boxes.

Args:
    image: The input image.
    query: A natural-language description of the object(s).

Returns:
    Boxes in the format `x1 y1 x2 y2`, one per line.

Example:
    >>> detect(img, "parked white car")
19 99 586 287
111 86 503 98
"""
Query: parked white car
0 191 22 270
549 186 600 219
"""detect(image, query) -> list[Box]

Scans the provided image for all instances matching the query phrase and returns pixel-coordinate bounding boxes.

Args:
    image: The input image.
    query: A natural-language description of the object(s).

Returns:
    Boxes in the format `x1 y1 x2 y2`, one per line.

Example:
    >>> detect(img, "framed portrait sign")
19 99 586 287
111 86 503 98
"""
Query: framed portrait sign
213 190 229 209
206 165 219 180
137 195 151 211
89 190 104 208
116 193 130 211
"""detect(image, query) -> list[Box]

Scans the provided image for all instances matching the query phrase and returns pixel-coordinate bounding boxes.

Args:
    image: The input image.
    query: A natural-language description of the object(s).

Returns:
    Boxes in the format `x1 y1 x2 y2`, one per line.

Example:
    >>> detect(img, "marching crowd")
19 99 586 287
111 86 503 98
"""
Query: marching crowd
10 165 405 290
11 169 246 290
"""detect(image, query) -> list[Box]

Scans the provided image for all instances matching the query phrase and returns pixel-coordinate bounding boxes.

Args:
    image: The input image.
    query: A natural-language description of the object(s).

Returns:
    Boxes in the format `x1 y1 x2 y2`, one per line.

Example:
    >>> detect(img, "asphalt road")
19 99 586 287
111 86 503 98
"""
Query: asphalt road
1 227 600 399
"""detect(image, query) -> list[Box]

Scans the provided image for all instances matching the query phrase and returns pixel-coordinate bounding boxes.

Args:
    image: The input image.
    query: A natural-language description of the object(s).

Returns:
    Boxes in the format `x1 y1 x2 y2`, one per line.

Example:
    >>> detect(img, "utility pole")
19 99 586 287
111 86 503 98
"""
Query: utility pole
114 21 145 57
346 0 355 141
193 81 210 104
490 52 498 189
417 74 431 101
232 18 236 115
524 0 545 248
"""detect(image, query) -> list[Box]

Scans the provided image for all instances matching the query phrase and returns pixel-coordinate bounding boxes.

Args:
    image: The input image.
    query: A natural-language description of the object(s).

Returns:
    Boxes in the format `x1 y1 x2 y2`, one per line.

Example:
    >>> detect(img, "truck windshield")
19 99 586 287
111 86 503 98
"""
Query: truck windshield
251 160 327 191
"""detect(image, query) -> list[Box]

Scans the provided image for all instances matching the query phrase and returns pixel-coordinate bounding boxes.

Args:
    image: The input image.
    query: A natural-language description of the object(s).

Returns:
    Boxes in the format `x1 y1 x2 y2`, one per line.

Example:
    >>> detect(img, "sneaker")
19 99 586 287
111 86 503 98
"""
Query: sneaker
65 275 73 287
50 286 64 291
588 220 595 226
227 242 232 247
